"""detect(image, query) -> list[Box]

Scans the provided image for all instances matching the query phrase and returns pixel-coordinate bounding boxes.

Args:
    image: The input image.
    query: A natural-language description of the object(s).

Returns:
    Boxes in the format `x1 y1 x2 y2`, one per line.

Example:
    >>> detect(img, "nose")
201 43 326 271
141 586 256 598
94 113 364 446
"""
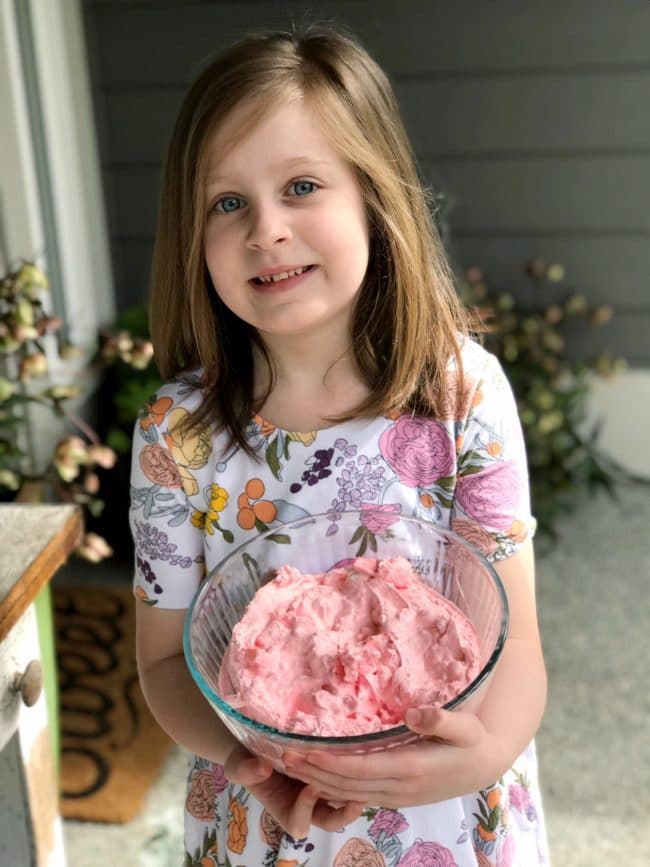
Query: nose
245 202 292 250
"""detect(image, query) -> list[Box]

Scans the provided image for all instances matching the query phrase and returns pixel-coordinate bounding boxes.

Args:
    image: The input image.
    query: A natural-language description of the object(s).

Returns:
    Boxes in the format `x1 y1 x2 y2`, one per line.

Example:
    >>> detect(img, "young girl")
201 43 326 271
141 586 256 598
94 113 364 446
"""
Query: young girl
130 25 550 867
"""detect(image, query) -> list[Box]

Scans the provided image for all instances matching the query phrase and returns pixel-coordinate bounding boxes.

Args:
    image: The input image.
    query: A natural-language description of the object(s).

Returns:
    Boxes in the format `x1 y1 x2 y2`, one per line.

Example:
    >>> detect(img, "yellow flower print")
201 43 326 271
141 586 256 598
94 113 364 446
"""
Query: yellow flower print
287 430 317 446
198 484 234 543
191 510 206 530
164 407 211 496
204 485 229 536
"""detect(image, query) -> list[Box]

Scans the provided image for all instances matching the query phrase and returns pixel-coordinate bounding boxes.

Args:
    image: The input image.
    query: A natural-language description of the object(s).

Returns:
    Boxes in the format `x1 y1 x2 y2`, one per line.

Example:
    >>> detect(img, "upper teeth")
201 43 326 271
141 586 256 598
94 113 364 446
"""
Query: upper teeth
258 266 308 283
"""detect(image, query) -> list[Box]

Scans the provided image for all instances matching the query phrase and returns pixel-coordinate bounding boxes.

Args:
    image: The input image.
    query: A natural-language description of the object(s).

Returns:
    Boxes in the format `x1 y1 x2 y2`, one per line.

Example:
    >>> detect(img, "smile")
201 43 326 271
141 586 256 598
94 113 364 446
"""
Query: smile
250 264 316 292
253 264 315 284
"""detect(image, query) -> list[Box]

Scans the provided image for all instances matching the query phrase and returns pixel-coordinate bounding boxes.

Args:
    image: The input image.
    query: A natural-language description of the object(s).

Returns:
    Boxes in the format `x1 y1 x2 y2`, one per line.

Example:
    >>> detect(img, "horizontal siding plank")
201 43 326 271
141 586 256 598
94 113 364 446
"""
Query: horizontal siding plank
447 237 650 308
101 73 650 164
86 1 650 87
422 156 650 235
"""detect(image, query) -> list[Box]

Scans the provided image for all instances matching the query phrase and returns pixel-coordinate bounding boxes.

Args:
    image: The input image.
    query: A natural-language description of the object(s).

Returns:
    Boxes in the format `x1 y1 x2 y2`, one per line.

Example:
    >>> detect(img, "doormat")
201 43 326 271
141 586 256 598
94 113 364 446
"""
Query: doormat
53 584 173 823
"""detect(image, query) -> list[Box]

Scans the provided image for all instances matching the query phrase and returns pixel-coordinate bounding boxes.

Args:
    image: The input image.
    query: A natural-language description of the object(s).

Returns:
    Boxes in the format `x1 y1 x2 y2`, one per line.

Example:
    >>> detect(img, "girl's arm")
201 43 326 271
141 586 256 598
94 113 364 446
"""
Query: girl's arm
136 603 364 837
281 538 547 807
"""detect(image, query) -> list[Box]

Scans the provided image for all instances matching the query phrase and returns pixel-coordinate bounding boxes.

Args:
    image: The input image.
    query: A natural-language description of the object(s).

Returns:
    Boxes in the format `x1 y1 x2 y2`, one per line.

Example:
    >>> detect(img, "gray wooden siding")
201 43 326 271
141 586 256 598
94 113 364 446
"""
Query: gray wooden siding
82 0 650 364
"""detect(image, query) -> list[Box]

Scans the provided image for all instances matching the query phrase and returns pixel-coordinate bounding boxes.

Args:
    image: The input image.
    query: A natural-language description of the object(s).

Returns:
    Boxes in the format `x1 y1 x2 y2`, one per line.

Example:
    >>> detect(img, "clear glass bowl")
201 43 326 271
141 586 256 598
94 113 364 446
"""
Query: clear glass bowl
184 511 508 770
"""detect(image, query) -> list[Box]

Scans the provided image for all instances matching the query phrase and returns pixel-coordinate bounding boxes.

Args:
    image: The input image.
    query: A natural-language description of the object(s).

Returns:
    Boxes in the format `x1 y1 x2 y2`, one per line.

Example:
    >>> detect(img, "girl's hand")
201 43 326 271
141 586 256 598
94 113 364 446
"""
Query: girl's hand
281 707 488 809
224 743 365 839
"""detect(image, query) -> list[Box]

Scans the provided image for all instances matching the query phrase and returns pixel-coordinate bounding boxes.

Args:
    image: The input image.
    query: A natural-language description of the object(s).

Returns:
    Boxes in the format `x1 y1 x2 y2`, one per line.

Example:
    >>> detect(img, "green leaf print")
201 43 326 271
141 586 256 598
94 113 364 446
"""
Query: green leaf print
436 494 454 509
349 525 364 544
488 806 501 831
477 799 489 820
357 534 368 556
368 532 378 552
283 434 291 461
221 528 235 543
265 533 291 544
458 463 485 477
242 553 260 582
436 475 456 492
255 517 269 532
266 436 282 480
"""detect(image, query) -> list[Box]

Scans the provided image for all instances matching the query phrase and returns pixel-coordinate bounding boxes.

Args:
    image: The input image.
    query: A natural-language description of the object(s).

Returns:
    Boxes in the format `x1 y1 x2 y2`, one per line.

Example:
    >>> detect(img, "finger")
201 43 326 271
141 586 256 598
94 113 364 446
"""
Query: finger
224 752 273 786
311 798 366 832
287 785 319 840
285 760 397 799
285 749 404 783
404 706 483 747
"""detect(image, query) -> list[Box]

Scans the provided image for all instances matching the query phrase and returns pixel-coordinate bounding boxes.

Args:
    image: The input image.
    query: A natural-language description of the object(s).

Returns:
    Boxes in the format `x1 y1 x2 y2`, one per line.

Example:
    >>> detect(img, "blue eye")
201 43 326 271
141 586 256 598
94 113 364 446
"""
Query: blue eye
291 180 316 197
215 196 244 214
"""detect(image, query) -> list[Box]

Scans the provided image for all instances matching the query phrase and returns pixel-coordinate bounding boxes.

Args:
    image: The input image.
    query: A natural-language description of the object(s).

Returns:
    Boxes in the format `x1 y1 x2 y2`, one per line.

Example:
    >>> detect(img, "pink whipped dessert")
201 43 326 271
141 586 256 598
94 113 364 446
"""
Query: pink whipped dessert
219 556 481 736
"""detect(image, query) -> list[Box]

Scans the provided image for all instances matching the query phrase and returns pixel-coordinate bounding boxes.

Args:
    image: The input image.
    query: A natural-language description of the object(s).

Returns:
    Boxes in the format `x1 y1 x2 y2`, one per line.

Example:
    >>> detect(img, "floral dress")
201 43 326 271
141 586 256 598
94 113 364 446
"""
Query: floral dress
129 338 550 867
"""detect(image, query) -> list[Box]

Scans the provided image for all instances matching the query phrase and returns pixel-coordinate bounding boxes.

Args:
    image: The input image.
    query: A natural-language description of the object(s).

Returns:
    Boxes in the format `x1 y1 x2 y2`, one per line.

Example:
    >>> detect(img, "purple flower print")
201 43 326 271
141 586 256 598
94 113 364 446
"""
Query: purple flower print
212 763 228 793
327 452 386 534
360 503 401 534
455 461 520 531
134 520 194 567
368 808 409 841
397 840 458 866
379 417 455 487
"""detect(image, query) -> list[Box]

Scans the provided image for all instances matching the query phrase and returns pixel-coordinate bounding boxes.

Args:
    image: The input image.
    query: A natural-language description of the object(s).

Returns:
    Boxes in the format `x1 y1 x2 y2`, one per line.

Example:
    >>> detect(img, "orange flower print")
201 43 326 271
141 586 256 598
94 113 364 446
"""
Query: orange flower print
227 798 248 854
472 387 484 408
139 443 182 487
333 837 386 866
485 441 502 457
486 787 501 810
477 824 497 843
276 861 300 867
254 414 277 438
451 518 498 557
507 519 528 544
419 492 434 509
237 478 277 531
140 395 173 431
260 808 284 848
185 768 216 821
134 585 156 606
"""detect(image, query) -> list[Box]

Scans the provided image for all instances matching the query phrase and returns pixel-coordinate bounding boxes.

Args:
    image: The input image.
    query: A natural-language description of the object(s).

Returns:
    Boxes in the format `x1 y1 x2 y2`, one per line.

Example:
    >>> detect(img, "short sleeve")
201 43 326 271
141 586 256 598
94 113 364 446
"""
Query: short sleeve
451 349 536 562
129 391 207 608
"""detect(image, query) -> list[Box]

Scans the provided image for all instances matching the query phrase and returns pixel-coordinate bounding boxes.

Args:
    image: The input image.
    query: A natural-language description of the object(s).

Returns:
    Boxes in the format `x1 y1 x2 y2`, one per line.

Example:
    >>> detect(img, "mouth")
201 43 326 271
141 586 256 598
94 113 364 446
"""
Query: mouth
251 264 316 286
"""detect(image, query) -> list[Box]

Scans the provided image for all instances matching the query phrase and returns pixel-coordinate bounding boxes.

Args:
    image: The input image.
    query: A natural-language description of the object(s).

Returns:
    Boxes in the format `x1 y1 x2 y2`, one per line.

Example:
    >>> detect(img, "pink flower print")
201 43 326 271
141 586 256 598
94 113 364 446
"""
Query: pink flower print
368 808 409 841
508 784 537 823
212 763 228 793
496 832 516 867
397 840 458 866
455 461 520 530
379 417 455 488
360 503 402 534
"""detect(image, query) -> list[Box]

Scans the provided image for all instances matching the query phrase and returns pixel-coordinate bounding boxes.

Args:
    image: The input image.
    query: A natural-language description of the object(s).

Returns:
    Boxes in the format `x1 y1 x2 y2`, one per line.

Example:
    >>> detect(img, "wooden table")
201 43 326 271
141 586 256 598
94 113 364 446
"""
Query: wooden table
0 504 82 867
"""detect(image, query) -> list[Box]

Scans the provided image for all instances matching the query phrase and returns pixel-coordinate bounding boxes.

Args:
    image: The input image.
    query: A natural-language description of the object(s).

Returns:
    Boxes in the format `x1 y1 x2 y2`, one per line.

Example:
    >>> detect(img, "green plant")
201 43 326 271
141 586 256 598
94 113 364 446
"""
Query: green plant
457 259 626 536
0 260 116 561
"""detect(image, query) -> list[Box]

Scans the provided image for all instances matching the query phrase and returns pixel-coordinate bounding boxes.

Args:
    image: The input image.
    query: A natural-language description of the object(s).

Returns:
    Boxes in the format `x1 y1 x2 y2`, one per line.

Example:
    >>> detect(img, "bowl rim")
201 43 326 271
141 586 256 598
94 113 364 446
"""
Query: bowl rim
183 510 510 745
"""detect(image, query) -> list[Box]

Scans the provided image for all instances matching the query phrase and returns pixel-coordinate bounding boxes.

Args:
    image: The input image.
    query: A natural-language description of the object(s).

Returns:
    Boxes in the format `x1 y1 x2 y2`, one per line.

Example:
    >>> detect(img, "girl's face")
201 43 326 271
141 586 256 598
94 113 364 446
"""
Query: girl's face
203 98 370 344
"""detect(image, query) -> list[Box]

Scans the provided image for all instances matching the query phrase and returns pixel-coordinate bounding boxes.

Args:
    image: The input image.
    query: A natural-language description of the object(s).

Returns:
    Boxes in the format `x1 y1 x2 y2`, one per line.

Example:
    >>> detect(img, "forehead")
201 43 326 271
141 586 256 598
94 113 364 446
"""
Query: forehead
205 97 347 185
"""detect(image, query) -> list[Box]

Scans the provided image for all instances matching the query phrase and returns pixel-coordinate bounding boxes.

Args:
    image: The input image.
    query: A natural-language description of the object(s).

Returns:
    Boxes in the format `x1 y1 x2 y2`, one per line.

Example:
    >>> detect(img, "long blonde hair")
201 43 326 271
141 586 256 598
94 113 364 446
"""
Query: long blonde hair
149 25 471 452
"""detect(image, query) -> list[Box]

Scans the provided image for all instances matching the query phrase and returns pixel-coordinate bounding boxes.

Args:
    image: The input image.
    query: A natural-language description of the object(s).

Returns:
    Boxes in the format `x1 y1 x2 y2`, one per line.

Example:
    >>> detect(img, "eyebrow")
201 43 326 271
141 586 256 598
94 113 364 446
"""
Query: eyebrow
207 156 333 188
